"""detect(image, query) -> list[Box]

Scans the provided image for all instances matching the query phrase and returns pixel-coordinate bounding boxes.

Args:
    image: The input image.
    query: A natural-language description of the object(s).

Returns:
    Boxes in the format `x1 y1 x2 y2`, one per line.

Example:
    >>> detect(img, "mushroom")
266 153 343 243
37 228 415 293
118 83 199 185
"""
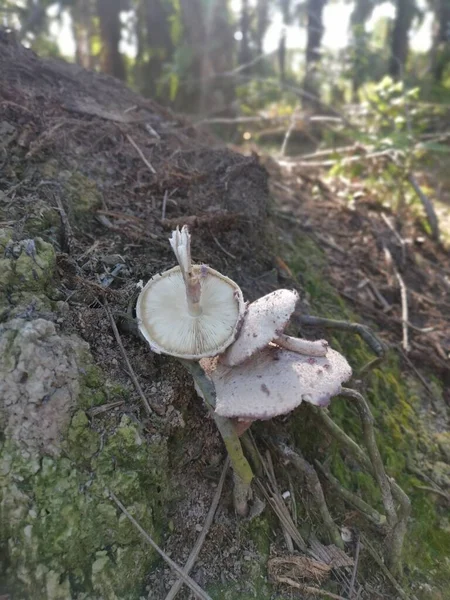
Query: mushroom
211 345 352 420
136 226 245 359
220 289 328 367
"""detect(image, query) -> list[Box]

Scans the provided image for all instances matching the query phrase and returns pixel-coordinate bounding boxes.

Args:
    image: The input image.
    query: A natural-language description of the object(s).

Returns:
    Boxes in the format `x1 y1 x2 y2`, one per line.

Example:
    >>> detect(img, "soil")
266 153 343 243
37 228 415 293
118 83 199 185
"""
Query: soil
1 28 450 600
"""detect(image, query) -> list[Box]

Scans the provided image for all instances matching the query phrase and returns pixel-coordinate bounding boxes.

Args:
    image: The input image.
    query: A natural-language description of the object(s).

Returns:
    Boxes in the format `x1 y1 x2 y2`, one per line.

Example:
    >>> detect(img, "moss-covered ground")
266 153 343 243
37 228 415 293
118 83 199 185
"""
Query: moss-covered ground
285 233 450 597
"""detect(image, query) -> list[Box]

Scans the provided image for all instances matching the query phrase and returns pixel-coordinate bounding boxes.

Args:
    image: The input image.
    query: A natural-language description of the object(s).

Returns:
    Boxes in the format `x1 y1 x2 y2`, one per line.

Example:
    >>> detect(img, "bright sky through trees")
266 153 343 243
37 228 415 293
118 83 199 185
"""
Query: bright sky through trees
49 0 432 61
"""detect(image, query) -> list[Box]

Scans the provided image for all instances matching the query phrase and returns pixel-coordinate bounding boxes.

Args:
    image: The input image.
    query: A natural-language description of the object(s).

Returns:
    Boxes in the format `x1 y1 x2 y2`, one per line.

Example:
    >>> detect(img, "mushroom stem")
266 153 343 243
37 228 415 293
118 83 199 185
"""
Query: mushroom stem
170 226 203 317
179 359 254 516
274 334 328 357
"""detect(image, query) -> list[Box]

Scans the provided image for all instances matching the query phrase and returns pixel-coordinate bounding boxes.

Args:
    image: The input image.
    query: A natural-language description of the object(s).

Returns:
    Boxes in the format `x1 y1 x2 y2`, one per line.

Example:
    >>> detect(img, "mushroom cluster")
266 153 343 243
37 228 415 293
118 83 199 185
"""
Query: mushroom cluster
137 226 352 428
136 226 352 514
202 288 352 433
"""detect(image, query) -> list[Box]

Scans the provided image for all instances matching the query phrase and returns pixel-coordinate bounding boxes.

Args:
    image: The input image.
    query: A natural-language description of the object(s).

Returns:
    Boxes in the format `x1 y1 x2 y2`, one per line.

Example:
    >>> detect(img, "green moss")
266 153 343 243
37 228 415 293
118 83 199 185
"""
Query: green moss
208 518 273 599
60 171 102 224
66 411 100 461
0 229 57 319
285 232 450 592
1 413 169 599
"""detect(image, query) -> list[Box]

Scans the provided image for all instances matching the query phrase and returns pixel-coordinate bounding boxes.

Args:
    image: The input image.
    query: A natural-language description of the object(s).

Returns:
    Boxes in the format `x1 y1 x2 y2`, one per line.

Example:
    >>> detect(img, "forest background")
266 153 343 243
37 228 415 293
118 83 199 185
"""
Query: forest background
1 0 449 122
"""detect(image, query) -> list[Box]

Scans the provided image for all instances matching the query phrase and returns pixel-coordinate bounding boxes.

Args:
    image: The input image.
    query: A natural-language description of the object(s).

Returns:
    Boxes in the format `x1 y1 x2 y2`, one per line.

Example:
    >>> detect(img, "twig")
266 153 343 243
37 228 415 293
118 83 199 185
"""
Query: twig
315 461 387 527
360 533 410 600
164 458 230 600
277 443 344 549
413 484 450 502
210 231 236 259
299 315 386 358
281 105 299 156
257 479 307 552
380 213 407 267
340 388 397 527
348 535 361 599
309 405 410 520
276 577 348 600
103 299 153 417
161 190 168 220
126 133 156 174
394 269 410 353
407 174 440 242
108 491 212 600
265 450 294 552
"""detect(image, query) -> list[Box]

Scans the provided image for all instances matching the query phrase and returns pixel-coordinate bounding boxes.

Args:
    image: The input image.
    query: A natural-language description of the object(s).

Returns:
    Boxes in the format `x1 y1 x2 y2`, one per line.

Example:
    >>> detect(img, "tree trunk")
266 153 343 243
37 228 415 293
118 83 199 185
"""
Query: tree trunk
96 0 126 80
430 0 450 83
303 0 327 108
278 0 290 82
349 0 375 100
255 0 269 55
238 0 252 68
389 0 415 79
71 0 95 70
179 0 234 114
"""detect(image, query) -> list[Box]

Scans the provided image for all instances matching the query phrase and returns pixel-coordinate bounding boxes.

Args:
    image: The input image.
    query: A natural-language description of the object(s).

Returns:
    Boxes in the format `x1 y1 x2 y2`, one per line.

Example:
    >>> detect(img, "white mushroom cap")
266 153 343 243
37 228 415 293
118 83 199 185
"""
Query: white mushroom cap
221 289 299 366
136 227 245 359
212 345 352 420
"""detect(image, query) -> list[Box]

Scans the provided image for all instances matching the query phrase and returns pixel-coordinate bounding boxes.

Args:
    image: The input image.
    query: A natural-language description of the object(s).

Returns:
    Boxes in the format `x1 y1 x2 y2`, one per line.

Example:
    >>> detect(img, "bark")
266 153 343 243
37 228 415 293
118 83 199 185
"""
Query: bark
430 0 450 83
238 0 252 68
134 0 175 98
349 0 376 100
71 0 95 69
255 0 269 55
278 0 290 82
303 0 327 108
179 0 234 114
389 0 415 79
97 0 126 80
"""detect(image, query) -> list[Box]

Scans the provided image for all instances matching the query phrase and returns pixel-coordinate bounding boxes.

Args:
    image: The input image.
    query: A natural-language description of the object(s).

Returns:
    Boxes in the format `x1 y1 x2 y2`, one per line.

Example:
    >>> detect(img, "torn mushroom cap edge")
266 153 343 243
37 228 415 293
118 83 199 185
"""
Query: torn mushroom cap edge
220 288 300 367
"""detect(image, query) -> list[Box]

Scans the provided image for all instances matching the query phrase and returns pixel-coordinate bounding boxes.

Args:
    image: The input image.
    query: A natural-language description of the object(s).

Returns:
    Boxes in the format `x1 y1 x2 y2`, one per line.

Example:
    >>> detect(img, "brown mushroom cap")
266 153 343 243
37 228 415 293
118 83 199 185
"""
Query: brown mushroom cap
221 289 299 367
213 345 352 420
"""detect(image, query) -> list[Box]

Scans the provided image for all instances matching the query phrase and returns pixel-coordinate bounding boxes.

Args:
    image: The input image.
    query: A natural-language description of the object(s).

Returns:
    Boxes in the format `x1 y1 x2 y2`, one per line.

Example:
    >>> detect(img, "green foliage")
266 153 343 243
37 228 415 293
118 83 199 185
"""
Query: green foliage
330 76 449 218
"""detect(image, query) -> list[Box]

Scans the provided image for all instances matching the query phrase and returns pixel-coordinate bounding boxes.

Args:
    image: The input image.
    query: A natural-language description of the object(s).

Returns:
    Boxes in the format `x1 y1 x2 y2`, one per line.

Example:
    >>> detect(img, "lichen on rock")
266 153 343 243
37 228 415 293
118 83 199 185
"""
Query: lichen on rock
0 228 169 599
0 317 89 456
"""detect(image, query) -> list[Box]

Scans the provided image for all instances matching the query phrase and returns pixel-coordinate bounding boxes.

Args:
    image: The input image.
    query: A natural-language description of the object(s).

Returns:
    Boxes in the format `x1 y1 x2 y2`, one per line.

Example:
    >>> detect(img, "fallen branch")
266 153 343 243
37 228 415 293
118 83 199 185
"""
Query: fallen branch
276 577 348 600
126 133 156 174
108 491 212 600
277 443 344 549
315 460 387 527
340 388 397 527
164 458 230 600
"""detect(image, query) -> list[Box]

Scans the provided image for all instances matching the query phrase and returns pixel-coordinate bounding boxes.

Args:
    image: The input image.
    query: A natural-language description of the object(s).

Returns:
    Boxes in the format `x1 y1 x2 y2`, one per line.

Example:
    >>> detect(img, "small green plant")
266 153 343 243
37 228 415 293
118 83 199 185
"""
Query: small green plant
330 76 449 239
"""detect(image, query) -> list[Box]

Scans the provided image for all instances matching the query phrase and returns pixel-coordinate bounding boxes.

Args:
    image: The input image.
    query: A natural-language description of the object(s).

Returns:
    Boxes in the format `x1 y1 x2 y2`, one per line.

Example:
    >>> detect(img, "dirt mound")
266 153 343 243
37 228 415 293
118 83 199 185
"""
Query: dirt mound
1 28 450 600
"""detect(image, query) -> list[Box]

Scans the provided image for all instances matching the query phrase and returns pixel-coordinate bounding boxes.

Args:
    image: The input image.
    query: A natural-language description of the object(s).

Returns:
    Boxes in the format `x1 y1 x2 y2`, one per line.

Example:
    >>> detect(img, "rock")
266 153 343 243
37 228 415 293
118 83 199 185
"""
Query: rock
0 318 89 456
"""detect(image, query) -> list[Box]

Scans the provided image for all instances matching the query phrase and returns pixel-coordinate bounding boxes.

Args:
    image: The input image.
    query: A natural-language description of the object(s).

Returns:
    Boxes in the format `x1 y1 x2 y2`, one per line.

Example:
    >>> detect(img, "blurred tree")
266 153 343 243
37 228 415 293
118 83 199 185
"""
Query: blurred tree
178 0 235 114
303 0 327 106
133 0 176 98
238 0 252 67
278 0 291 82
70 0 95 69
255 0 269 55
96 0 126 79
429 0 450 83
349 0 377 99
389 0 417 78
